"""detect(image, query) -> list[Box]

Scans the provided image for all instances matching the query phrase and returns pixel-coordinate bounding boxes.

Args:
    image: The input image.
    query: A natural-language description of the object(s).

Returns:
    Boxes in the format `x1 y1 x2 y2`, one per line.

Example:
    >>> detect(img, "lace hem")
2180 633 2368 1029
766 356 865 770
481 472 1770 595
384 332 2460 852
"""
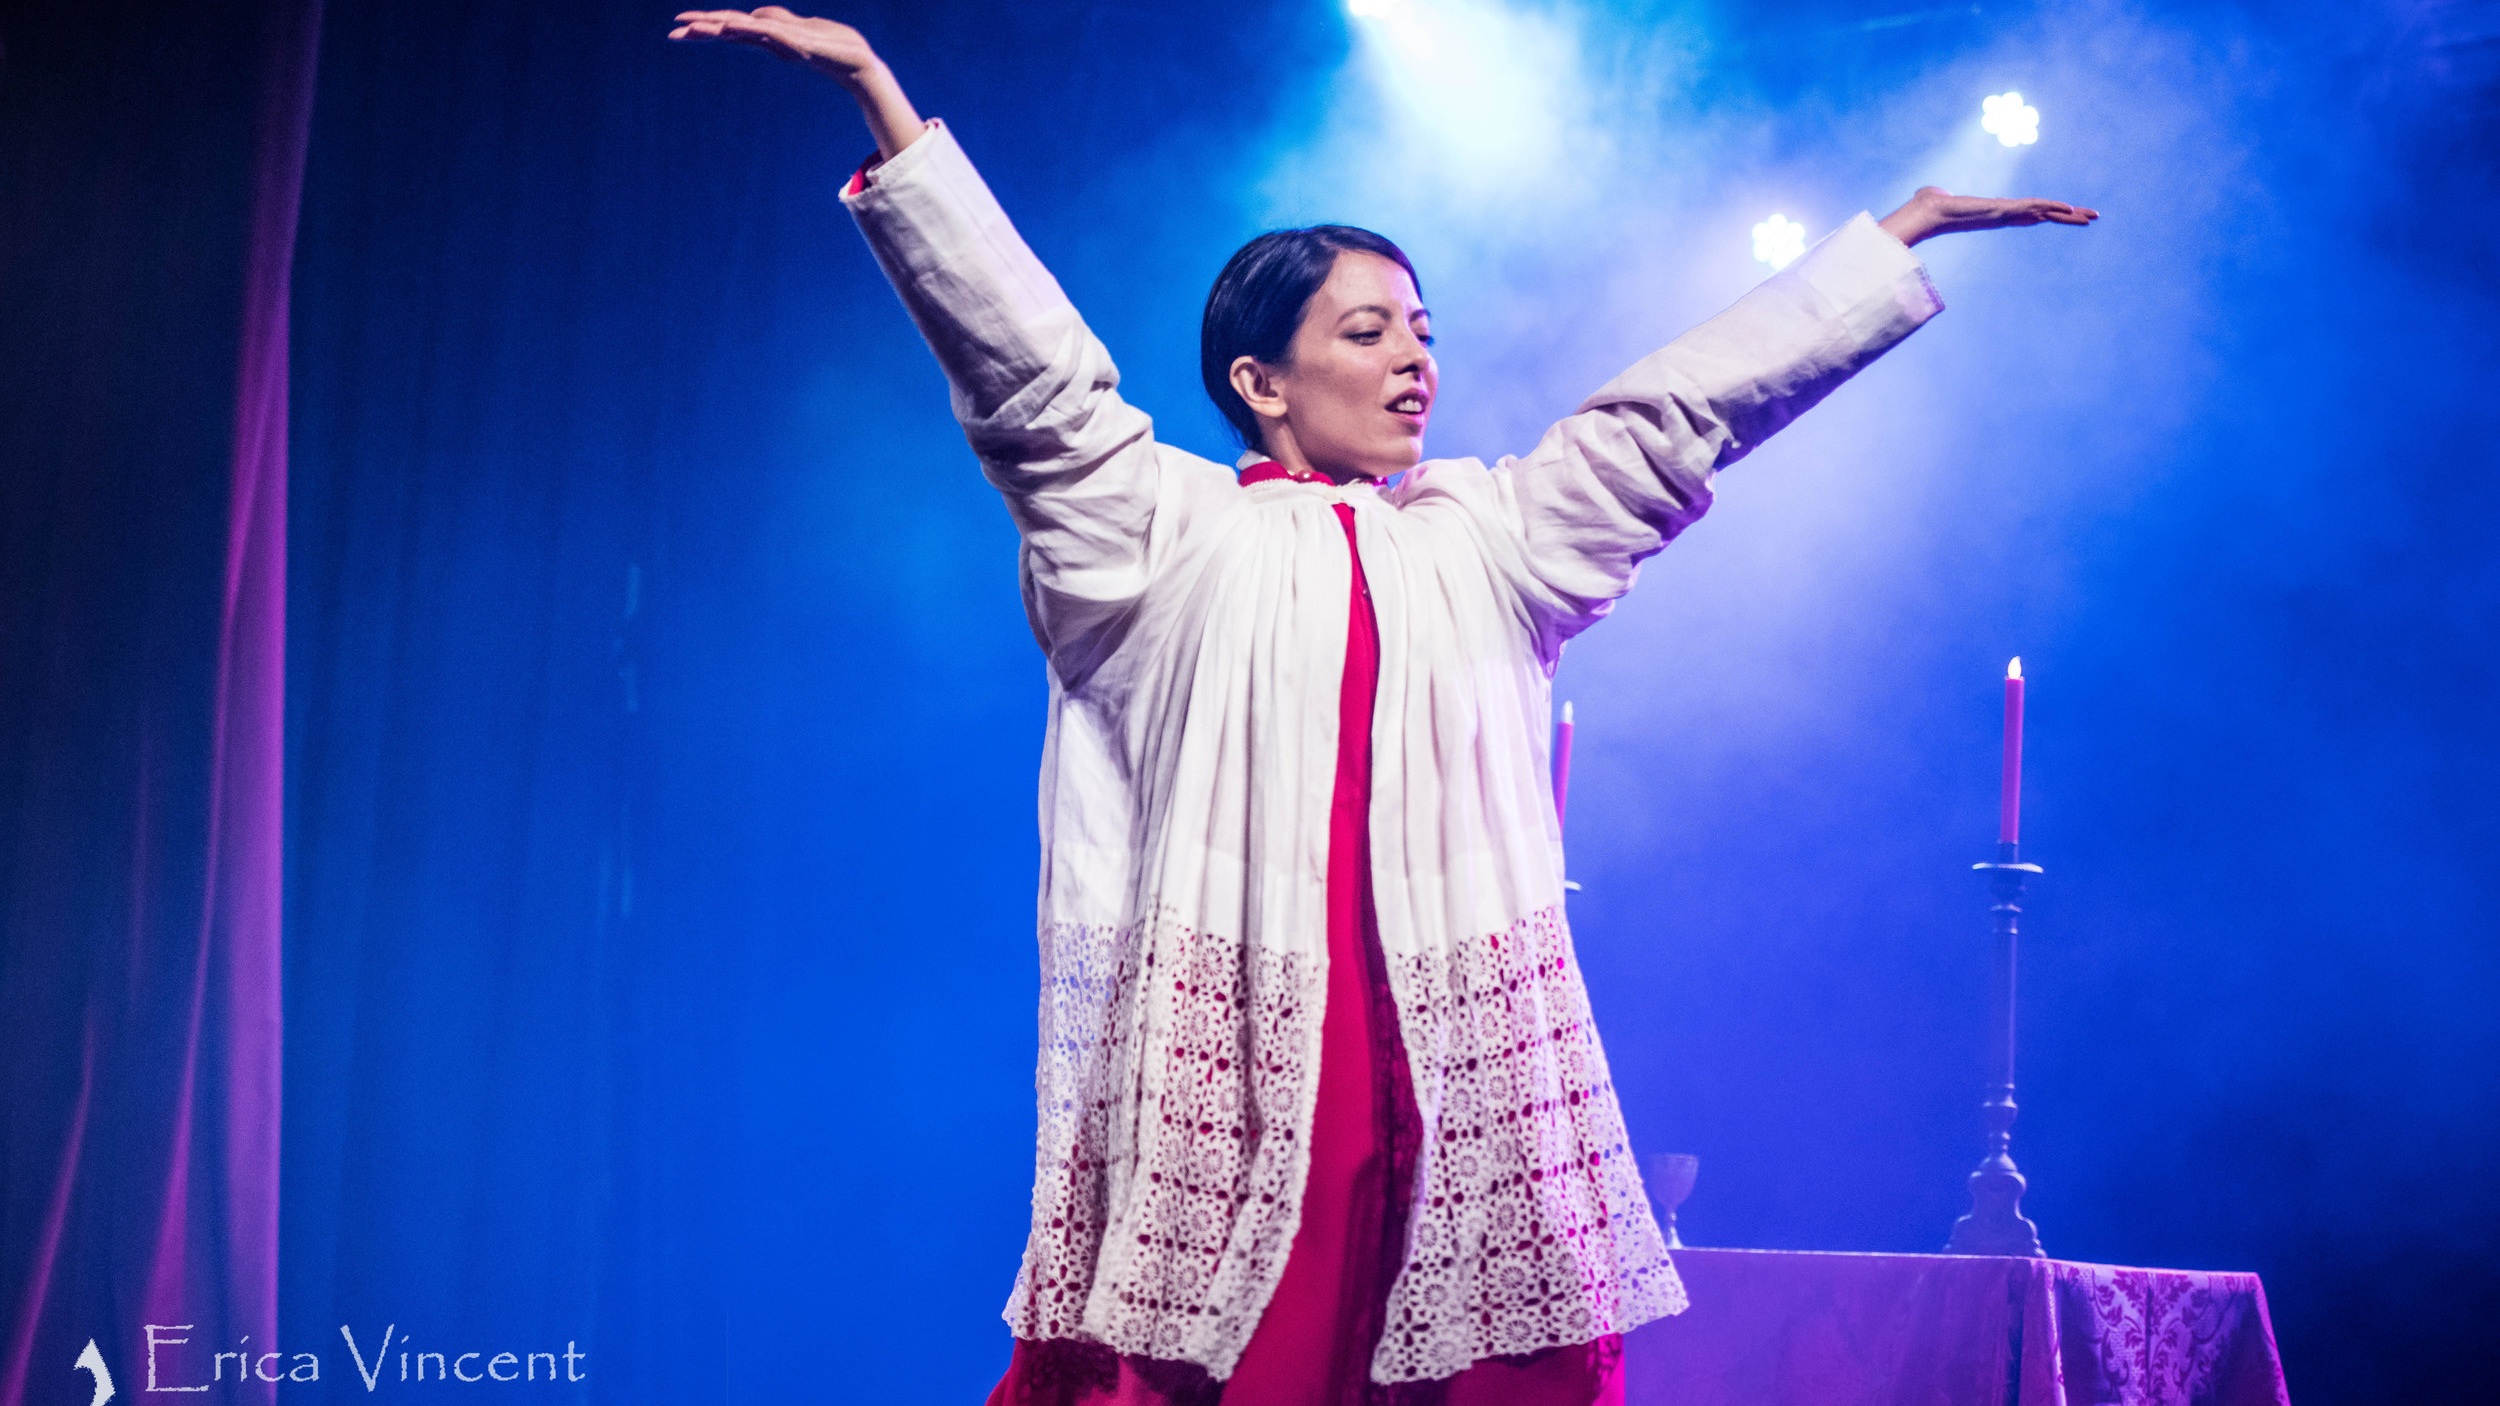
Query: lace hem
1006 911 1323 1371
1003 905 1683 1384
1374 906 1686 1382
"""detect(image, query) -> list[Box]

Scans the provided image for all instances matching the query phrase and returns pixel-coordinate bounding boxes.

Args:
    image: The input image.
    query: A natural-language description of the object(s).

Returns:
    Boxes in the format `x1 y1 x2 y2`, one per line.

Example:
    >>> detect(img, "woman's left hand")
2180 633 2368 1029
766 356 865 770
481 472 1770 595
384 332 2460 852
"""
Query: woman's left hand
1878 187 2099 246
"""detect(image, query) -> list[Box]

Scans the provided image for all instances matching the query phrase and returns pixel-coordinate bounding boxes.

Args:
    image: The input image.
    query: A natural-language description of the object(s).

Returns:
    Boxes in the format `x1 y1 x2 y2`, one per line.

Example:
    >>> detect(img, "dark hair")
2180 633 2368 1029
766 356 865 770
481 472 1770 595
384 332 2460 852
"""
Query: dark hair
1199 225 1422 449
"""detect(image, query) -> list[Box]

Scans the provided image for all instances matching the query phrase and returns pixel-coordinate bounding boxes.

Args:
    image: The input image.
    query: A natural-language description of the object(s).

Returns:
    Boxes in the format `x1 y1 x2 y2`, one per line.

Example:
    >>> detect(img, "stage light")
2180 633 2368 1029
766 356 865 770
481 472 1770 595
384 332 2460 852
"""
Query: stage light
1340 0 1576 177
1752 214 1808 270
1981 91 2040 147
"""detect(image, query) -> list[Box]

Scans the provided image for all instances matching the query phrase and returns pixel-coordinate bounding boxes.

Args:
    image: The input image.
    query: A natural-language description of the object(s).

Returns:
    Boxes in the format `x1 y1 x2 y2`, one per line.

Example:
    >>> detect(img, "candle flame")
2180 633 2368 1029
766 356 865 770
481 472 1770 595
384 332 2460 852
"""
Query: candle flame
2007 657 2023 681
1561 700 1575 724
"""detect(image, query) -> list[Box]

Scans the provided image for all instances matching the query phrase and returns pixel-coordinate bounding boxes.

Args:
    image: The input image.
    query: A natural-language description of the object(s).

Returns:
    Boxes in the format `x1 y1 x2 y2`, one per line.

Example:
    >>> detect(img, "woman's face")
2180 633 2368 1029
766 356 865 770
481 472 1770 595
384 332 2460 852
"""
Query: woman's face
1242 251 1437 481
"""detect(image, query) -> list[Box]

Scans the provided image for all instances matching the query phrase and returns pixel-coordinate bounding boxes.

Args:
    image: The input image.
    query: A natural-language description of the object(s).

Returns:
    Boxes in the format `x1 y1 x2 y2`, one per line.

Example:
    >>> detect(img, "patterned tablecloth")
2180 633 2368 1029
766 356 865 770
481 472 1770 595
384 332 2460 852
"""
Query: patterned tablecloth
1624 1248 2291 1406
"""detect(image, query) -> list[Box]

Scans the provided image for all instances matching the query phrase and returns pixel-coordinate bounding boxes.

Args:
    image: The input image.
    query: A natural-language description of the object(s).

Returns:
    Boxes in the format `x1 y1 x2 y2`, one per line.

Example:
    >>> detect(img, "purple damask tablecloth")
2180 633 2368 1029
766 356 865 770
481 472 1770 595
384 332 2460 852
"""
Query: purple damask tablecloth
1624 1248 2291 1406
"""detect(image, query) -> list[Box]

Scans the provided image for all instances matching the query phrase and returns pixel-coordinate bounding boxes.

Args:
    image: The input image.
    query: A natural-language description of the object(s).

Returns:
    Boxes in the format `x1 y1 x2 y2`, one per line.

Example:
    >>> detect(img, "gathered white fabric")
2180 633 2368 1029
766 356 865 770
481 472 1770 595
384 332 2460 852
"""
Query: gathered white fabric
843 123 1943 1383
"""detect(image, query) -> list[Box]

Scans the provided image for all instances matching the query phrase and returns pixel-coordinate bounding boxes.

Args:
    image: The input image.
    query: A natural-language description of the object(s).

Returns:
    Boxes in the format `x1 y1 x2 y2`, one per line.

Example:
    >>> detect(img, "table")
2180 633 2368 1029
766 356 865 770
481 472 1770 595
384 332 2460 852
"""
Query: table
1625 1248 2291 1406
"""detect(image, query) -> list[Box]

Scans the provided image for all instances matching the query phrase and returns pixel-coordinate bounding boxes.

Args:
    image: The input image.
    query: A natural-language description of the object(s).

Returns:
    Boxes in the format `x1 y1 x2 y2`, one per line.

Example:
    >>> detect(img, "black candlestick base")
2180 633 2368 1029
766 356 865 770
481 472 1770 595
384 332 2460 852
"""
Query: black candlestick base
1947 1157 2042 1257
1946 845 2047 1258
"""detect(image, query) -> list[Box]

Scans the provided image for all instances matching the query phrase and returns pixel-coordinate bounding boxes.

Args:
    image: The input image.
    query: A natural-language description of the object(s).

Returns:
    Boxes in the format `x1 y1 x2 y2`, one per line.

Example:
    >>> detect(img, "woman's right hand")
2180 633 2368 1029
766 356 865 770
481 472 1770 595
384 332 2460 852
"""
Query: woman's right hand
669 8 926 159
669 8 876 84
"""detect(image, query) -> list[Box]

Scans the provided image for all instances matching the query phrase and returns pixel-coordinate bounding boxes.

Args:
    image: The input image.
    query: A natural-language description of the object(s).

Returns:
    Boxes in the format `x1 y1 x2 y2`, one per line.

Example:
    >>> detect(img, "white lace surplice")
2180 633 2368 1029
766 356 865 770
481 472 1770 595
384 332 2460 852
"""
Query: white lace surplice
842 124 1943 1384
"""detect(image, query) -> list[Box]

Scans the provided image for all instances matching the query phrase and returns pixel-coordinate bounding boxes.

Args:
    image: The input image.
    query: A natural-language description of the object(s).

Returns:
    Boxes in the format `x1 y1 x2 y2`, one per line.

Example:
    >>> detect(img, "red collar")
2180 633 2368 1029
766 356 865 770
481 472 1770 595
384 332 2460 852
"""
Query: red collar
1238 459 1354 487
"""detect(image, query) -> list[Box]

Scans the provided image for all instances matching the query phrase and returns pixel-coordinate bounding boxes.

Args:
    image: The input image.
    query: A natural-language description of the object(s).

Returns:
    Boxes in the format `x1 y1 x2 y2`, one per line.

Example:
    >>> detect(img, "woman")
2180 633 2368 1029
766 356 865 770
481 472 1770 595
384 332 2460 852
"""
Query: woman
671 11 2096 1404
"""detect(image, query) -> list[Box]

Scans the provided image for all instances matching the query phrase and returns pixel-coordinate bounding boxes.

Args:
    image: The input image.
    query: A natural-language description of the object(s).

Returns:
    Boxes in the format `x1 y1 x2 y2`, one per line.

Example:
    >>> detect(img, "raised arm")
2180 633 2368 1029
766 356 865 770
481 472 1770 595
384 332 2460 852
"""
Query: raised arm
1420 191 2094 660
671 11 1233 686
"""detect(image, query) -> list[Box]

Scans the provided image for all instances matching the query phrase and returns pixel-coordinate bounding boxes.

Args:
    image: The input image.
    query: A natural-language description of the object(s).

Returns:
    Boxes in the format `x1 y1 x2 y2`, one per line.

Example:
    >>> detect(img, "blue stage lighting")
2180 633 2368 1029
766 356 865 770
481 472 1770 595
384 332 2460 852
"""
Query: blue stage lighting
1752 214 1808 270
1981 91 2040 147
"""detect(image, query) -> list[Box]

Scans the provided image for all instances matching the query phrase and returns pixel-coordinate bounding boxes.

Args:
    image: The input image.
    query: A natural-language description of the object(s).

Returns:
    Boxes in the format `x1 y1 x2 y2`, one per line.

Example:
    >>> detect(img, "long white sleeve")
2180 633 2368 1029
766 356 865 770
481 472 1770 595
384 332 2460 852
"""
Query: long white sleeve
843 124 1233 685
1411 212 1944 659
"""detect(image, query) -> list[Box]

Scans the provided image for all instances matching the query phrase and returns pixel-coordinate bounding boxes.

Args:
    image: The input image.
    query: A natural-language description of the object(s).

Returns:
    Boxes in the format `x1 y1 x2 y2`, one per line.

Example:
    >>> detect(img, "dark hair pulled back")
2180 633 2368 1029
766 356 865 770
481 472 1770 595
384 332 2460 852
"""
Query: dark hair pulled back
1199 225 1421 449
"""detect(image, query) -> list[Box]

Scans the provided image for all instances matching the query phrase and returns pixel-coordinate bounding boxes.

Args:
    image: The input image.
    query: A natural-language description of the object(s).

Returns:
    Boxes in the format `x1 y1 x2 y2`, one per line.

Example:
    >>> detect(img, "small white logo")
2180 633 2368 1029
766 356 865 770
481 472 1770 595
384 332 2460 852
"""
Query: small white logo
73 1340 116 1406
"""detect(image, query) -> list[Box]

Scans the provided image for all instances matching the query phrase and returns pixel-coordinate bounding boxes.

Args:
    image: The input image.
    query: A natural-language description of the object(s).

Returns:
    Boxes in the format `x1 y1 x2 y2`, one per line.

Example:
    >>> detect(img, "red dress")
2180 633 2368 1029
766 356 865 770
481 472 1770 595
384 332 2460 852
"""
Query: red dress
986 464 1624 1406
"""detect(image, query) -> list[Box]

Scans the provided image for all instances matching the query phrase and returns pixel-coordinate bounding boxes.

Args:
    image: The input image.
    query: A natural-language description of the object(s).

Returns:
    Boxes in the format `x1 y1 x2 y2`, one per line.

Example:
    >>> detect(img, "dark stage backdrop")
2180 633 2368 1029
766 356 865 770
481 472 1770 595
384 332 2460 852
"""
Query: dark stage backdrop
280 1 725 1400
6 0 2495 1403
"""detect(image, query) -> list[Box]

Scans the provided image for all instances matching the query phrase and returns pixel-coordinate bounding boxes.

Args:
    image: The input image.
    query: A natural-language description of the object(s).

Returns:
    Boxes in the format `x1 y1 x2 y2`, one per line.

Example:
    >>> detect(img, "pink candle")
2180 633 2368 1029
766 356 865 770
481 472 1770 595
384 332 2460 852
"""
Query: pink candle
1999 658 2024 846
1553 700 1575 829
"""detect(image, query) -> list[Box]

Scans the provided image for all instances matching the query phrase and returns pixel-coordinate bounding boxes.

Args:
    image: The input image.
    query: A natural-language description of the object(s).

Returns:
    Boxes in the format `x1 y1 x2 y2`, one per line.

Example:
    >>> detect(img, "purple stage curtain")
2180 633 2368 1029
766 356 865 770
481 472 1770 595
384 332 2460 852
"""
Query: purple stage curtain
0 4 318 1403
1626 1248 2292 1406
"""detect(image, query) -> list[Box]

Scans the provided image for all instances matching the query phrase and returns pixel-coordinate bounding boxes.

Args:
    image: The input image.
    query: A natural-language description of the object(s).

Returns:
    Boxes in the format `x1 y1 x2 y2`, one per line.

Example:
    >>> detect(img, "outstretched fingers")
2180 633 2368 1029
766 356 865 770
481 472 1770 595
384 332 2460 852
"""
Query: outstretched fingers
670 11 776 40
2008 197 2097 227
668 10 749 41
1967 196 2099 230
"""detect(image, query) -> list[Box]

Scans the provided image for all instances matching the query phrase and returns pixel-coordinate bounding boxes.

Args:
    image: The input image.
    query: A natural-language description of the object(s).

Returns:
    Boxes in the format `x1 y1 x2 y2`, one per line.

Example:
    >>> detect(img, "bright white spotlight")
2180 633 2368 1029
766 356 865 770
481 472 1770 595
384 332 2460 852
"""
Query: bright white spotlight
1980 91 2040 147
1346 0 1574 175
1751 214 1808 270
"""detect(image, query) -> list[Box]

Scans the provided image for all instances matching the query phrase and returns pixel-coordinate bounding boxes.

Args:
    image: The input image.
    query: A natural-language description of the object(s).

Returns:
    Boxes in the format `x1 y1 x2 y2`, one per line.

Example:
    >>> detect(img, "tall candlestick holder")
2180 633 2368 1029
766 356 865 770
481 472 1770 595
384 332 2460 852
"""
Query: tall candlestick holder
1945 841 2046 1257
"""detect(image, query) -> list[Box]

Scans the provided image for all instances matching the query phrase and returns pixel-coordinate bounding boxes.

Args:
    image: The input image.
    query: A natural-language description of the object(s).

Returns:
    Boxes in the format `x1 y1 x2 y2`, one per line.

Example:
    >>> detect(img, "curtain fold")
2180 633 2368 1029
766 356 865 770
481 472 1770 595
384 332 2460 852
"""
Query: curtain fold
0 3 316 1402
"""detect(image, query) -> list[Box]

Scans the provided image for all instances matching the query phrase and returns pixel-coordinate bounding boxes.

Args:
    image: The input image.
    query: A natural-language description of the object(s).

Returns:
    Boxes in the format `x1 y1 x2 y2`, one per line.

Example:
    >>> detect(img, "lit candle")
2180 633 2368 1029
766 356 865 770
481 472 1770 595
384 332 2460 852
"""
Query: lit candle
1999 658 2024 847
1553 700 1576 829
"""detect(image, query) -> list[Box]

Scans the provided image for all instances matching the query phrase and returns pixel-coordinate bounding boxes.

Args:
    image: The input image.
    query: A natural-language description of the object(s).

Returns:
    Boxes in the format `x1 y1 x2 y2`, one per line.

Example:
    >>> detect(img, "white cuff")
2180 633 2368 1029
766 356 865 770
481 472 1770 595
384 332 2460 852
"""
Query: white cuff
1794 211 1946 329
